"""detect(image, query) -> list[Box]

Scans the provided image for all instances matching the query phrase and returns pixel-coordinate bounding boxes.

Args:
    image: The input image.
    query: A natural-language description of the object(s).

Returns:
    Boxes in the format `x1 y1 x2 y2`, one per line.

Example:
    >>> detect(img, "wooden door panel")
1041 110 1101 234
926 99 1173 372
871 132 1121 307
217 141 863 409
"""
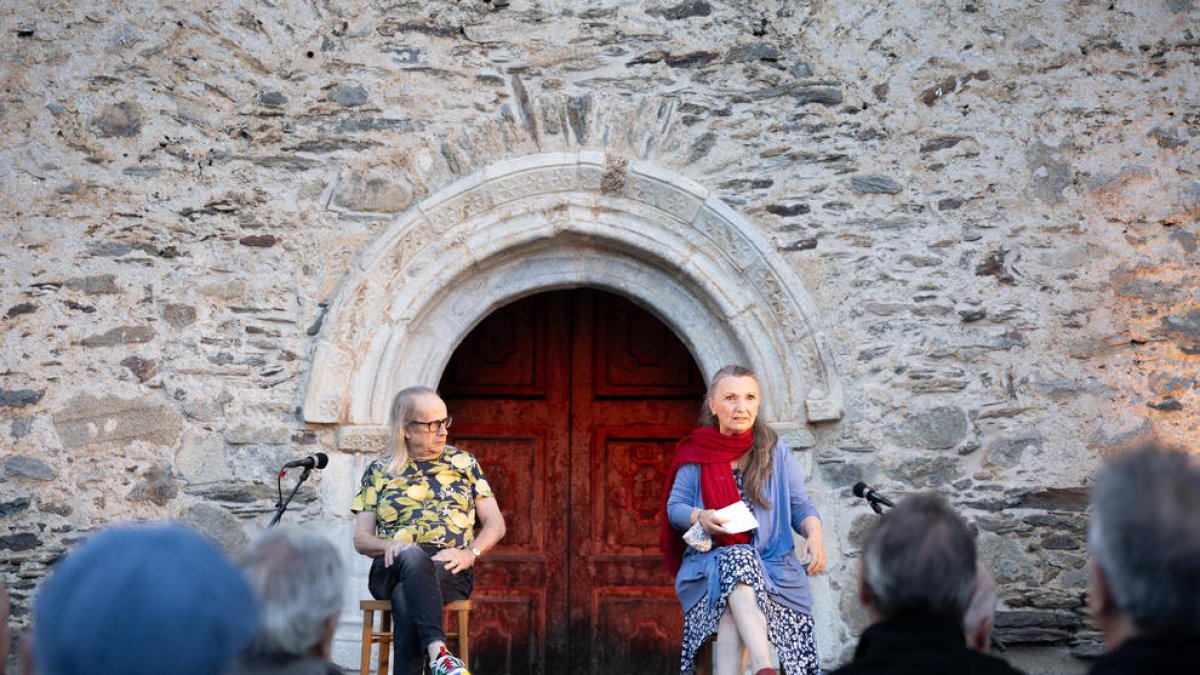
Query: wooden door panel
592 589 684 674
591 428 689 554
451 427 546 555
469 590 543 675
594 294 703 397
443 294 549 396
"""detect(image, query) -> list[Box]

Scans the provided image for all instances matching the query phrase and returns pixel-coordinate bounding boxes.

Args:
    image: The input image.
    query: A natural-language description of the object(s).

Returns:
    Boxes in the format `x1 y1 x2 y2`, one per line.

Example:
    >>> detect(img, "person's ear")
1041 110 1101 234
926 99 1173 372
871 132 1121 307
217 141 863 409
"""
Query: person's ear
859 560 887 623
311 613 338 659
858 560 872 608
969 616 993 653
20 633 34 675
1089 559 1116 621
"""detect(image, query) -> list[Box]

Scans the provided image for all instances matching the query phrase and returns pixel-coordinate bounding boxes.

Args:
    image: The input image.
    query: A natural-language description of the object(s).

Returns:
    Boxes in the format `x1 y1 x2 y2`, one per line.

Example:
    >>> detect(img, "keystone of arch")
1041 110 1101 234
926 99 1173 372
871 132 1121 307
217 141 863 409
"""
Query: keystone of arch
303 152 843 445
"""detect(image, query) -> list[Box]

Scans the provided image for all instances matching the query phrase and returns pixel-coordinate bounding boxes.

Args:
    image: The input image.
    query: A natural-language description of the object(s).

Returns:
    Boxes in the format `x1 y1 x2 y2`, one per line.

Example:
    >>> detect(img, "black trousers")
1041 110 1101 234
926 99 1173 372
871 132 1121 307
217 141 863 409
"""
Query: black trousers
368 544 474 675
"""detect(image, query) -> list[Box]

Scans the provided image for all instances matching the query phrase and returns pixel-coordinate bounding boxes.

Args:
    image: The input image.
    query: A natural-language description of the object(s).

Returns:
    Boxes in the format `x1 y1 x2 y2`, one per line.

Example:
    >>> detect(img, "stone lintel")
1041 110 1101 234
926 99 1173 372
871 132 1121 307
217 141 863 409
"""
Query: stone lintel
336 425 391 454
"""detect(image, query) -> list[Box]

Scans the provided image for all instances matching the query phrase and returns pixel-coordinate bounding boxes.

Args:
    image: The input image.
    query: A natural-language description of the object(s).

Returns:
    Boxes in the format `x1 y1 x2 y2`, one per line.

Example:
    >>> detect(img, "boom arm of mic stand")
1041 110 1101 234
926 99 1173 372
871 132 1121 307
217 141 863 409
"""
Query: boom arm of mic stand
268 467 313 527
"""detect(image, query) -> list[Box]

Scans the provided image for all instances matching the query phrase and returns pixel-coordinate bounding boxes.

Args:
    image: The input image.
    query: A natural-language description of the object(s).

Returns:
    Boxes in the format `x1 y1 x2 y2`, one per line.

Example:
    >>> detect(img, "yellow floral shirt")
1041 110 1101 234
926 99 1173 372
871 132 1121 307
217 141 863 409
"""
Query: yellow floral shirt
351 445 494 549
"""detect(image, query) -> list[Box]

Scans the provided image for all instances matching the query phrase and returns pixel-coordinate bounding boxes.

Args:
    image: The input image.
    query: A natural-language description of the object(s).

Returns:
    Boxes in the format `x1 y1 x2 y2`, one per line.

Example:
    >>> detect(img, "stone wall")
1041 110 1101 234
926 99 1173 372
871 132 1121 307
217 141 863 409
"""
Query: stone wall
2 1 1197 672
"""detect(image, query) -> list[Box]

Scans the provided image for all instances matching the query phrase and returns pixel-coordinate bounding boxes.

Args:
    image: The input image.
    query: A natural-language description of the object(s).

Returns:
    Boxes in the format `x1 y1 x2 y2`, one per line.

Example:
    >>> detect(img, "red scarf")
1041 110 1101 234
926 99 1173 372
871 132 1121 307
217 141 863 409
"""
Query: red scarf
659 426 754 575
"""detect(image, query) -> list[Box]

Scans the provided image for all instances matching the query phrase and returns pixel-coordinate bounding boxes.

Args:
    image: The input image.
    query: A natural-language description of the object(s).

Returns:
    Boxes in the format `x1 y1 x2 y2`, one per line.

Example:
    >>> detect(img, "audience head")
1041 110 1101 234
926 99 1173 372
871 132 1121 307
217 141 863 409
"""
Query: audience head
32 523 259 675
1088 443 1200 645
963 561 998 652
237 525 346 661
860 492 977 623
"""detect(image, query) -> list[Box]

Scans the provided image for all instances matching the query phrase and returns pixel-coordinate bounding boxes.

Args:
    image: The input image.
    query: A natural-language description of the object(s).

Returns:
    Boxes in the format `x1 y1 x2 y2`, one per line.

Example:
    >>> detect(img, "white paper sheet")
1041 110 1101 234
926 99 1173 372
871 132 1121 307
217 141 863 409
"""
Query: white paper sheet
714 500 759 534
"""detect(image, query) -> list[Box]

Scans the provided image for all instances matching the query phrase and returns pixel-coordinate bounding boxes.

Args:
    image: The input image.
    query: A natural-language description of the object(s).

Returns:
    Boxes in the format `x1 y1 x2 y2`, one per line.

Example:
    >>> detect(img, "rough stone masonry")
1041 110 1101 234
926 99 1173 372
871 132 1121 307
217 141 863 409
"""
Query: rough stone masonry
1 1 1197 673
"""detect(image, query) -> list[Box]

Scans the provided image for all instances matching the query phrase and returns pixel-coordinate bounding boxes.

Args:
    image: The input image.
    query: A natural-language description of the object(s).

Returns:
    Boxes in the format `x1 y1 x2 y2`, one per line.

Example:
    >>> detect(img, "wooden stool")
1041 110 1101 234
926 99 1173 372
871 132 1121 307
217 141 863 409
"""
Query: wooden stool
359 599 472 675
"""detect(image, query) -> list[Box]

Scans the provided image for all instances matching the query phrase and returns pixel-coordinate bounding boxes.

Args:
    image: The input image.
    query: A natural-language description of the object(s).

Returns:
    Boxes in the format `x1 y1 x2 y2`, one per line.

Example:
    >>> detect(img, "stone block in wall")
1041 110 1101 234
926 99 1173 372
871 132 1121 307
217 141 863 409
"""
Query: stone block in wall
886 455 962 488
127 463 179 507
63 274 120 295
1159 308 1200 355
332 171 415 214
184 480 317 508
1016 487 1090 512
79 325 155 347
175 429 233 484
52 394 184 449
0 389 44 408
844 512 877 552
196 277 247 301
11 413 34 439
89 99 144 138
224 420 294 446
849 175 903 195
890 406 968 449
1025 139 1075 204
0 532 41 552
1086 413 1154 456
816 453 871 489
161 303 197 328
978 531 1040 585
4 455 57 481
177 503 249 555
0 497 31 517
986 430 1044 469
993 610 1083 644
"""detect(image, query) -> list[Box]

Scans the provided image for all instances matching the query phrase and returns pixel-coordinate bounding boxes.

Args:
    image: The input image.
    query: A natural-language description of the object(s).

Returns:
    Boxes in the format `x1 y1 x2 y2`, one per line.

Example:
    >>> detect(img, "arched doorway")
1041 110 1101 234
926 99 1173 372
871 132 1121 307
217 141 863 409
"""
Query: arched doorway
439 289 704 674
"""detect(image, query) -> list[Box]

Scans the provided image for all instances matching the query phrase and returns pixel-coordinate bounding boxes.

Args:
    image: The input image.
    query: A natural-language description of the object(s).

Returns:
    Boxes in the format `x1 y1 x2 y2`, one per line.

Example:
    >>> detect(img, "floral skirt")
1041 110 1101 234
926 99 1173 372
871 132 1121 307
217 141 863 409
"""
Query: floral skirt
680 545 820 675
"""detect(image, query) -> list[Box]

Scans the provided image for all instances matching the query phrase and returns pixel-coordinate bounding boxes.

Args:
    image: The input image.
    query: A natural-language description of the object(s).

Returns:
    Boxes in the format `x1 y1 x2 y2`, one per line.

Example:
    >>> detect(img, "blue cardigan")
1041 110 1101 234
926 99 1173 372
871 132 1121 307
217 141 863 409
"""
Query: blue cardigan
666 442 821 616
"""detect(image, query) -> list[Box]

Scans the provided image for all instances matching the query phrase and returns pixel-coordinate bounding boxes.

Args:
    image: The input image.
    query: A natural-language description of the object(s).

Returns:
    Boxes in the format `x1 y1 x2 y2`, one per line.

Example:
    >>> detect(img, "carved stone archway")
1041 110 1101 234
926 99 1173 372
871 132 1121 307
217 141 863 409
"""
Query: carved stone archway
303 152 842 447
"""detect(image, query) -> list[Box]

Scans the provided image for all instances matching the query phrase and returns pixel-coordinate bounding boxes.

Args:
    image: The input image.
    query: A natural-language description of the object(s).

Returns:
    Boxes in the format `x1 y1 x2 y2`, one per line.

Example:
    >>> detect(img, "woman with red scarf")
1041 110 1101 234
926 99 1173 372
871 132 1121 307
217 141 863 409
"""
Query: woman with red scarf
661 365 826 675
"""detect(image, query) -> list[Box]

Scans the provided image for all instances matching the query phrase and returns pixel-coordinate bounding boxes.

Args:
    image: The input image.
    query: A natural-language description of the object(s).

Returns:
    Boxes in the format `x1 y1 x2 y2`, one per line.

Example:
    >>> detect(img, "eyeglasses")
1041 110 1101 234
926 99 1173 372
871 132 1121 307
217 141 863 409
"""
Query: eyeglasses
406 417 453 433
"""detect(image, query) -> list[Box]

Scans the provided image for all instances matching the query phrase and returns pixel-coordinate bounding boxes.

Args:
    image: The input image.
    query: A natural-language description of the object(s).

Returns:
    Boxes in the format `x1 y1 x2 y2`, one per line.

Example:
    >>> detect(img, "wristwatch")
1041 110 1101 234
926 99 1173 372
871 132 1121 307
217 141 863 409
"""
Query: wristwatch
469 546 482 558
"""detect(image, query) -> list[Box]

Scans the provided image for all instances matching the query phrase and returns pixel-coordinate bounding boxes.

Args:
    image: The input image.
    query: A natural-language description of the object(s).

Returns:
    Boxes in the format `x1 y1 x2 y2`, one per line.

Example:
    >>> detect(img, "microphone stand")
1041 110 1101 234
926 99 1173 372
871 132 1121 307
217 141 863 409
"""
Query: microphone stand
268 466 313 528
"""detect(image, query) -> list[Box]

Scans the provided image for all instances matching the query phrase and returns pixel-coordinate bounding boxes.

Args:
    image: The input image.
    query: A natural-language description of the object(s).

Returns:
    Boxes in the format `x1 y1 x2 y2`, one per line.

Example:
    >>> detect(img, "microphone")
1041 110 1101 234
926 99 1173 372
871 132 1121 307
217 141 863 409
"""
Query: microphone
282 453 329 471
853 481 896 508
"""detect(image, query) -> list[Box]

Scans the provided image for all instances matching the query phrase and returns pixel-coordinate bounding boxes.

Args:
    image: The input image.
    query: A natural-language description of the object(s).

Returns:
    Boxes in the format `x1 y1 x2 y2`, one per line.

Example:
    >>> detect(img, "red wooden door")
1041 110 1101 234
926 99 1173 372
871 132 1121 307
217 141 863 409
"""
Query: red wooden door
439 289 704 674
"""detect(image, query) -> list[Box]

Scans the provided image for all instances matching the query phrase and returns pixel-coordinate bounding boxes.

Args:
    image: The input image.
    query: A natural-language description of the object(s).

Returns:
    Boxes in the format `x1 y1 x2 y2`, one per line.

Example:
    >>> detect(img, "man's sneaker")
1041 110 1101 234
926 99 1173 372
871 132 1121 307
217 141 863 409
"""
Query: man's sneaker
431 645 470 675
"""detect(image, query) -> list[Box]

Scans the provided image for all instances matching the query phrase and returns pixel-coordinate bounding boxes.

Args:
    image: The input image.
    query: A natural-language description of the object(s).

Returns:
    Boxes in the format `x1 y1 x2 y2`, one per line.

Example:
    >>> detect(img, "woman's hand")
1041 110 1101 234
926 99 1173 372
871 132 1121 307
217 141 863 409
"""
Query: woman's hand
432 547 475 575
800 515 826 574
697 508 733 536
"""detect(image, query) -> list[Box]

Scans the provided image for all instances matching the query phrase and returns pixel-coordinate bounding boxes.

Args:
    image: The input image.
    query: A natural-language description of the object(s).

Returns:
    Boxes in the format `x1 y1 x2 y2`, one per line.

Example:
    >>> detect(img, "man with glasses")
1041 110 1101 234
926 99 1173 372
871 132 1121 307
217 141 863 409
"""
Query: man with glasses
353 386 506 675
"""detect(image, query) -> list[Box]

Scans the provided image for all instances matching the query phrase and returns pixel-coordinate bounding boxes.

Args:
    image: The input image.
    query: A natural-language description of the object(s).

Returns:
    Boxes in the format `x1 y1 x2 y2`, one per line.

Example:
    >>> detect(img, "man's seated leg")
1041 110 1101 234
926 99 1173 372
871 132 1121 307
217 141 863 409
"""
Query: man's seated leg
370 546 450 674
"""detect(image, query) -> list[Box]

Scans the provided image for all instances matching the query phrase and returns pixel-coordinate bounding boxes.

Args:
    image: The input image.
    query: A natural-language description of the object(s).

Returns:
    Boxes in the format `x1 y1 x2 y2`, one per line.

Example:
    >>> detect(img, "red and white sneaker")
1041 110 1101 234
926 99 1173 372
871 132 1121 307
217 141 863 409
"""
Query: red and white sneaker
431 645 470 675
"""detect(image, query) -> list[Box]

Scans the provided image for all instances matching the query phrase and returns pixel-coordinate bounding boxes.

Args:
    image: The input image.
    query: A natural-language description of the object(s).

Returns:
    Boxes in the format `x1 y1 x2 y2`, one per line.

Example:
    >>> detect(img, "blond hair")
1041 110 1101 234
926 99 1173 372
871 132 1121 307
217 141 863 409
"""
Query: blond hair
386 386 439 475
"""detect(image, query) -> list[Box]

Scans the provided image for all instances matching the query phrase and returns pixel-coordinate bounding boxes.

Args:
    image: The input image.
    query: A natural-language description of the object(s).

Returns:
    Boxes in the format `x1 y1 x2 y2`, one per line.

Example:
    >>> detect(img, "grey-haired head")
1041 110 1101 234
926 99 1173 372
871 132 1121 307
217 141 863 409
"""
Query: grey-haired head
861 492 977 622
1089 444 1200 642
237 525 346 661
